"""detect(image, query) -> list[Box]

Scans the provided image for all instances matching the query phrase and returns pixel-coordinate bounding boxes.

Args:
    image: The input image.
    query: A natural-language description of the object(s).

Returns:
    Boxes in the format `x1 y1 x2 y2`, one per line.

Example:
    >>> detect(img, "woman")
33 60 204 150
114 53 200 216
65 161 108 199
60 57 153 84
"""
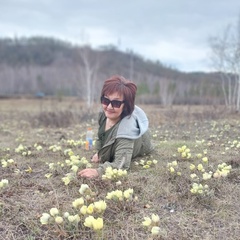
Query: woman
78 75 153 178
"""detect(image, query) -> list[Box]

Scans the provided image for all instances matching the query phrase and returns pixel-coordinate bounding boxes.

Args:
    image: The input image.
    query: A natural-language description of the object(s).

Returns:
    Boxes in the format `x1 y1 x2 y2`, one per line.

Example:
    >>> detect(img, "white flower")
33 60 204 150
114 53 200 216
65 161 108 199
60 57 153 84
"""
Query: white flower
55 216 63 224
68 214 80 223
63 212 70 218
68 215 76 223
153 159 158 164
40 213 51 224
79 184 90 195
151 226 160 235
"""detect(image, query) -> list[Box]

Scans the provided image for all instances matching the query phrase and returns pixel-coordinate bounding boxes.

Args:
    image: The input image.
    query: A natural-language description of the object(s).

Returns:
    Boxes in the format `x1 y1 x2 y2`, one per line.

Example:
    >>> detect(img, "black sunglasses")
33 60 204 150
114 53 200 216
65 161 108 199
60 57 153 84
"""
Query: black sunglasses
101 96 125 108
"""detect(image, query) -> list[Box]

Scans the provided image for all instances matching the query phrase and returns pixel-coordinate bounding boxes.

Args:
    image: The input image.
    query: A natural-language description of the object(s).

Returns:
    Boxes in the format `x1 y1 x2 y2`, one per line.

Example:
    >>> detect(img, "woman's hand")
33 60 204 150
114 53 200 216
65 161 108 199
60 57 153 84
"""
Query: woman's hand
78 168 99 178
91 153 100 163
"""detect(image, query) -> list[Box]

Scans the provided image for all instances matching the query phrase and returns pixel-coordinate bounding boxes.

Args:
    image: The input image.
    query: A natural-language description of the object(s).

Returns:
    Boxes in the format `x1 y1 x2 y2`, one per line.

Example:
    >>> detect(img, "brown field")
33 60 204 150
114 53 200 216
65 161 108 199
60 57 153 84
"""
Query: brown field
0 98 239 240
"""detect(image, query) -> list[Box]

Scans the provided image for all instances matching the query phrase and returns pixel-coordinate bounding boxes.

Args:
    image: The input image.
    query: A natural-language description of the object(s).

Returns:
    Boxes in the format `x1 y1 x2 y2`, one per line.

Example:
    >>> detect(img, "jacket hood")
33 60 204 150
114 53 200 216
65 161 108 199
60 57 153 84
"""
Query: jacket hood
116 105 149 139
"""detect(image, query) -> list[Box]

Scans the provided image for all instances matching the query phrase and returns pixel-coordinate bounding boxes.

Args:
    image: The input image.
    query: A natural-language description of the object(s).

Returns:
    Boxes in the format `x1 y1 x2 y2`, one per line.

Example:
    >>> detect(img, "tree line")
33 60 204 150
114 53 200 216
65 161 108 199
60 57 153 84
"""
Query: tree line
0 36 229 107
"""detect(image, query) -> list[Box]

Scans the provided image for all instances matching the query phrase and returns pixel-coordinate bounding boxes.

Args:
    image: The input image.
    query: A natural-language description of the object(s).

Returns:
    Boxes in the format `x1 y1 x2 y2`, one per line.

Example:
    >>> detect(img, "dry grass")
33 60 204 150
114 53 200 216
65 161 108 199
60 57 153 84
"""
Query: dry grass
0 98 240 240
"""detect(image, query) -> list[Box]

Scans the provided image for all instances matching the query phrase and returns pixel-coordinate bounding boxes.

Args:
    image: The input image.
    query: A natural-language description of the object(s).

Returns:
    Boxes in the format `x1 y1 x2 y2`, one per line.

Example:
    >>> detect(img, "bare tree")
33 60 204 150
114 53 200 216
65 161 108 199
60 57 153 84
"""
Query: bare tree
78 45 99 108
209 14 240 111
159 77 177 106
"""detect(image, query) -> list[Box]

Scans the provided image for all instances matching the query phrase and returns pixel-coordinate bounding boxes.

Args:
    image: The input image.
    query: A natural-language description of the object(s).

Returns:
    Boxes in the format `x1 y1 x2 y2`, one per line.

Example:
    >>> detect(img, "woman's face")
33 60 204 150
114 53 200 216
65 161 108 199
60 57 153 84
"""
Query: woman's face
101 92 124 122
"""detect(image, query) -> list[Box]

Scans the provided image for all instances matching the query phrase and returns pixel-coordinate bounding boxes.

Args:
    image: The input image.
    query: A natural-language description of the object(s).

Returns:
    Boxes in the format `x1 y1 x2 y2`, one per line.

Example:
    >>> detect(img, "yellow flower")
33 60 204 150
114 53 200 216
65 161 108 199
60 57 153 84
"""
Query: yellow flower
146 160 152 165
48 163 55 169
169 167 175 173
123 189 134 199
36 145 42 151
197 164 204 171
185 148 190 153
49 208 59 216
94 200 107 212
92 217 104 231
84 216 94 228
25 166 33 173
142 217 152 226
62 176 71 185
202 172 212 180
220 170 229 177
115 190 123 201
1 160 8 168
45 173 52 179
106 192 113 200
172 161 178 166
7 159 14 164
190 173 197 179
189 164 195 171
151 214 160 223
177 147 183 153
87 204 94 214
80 205 88 215
181 152 187 158
190 188 197 194
65 159 71 165
72 198 84 208
0 179 9 187
202 157 208 163
71 165 79 173
143 165 150 169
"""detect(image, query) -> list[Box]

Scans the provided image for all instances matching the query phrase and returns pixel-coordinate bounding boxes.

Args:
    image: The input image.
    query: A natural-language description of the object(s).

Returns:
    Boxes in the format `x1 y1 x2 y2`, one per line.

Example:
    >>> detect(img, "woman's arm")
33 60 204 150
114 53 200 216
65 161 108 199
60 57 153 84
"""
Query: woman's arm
78 139 134 178
97 138 134 176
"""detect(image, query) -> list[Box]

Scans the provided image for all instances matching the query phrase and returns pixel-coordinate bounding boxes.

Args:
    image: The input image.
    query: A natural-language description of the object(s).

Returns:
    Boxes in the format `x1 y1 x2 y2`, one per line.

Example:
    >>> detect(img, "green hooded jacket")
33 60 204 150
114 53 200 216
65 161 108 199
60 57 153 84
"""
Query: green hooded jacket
95 106 154 175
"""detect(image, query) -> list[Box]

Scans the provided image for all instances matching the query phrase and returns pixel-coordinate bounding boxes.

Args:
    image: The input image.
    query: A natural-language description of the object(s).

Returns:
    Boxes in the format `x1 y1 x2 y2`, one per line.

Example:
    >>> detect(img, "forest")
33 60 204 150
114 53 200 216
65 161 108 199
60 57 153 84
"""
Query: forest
0 36 229 105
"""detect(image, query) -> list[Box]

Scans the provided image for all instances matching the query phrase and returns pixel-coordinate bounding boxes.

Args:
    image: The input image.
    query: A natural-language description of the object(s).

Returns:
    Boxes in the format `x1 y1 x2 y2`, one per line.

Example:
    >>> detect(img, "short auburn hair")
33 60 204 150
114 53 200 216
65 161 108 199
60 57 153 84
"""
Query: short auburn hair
101 75 137 118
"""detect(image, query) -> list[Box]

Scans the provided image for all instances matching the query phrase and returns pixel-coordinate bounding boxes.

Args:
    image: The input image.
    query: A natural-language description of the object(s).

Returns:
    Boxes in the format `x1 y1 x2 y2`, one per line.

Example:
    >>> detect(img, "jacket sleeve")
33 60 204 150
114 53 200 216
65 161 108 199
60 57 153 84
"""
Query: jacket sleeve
95 110 105 151
96 138 134 176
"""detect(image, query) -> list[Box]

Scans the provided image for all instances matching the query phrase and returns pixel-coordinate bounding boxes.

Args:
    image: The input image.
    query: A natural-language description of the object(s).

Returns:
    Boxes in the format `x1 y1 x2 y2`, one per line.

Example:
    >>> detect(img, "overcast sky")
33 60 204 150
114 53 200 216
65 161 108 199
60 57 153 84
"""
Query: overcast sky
1 0 239 72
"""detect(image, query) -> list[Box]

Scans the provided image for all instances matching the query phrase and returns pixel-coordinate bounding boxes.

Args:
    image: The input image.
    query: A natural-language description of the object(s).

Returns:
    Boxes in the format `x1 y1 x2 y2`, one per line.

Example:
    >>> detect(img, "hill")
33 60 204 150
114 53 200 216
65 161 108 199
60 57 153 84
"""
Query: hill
0 36 223 105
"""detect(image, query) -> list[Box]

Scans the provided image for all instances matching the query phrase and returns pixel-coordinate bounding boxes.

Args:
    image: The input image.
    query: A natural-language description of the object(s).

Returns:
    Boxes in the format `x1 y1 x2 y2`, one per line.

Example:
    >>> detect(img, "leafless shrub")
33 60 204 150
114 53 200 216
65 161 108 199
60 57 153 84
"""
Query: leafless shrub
31 110 97 128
